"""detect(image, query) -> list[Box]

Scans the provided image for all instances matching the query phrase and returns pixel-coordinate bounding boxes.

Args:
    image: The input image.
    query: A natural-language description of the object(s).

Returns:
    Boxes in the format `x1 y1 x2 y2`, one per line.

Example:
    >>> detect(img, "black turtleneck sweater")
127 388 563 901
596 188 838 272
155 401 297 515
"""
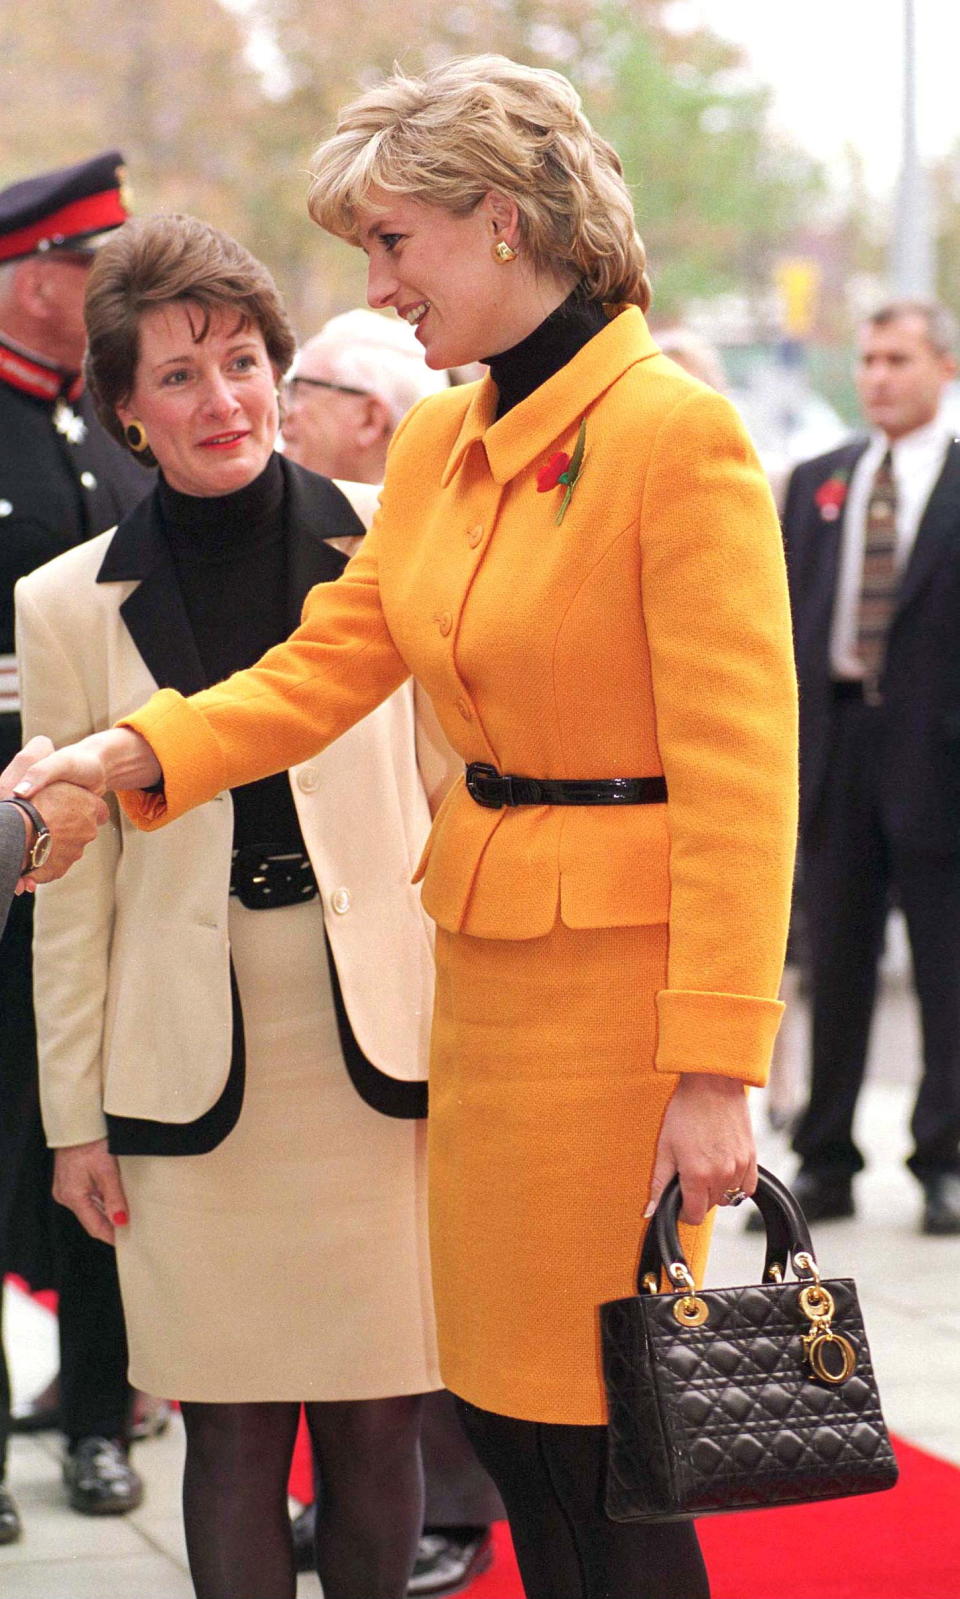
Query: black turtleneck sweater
485 287 609 419
157 453 303 852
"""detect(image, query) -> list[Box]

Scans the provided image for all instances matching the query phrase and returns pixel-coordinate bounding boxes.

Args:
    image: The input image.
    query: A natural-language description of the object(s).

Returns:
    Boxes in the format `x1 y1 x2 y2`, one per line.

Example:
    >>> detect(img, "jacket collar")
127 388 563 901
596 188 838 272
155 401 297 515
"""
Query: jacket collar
440 305 660 488
96 454 356 695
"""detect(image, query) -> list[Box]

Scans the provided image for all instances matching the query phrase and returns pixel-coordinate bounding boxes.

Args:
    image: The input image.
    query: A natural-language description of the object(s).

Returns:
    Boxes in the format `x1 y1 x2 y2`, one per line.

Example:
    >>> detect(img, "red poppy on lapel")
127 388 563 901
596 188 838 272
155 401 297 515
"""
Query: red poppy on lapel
537 452 569 492
536 419 588 525
814 473 849 522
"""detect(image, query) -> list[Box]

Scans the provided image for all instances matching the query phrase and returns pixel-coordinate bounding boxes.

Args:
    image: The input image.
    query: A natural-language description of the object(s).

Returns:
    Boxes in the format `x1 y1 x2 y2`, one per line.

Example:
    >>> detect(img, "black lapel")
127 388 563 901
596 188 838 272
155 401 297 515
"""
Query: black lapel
895 438 960 617
281 457 360 627
96 490 208 694
793 441 867 611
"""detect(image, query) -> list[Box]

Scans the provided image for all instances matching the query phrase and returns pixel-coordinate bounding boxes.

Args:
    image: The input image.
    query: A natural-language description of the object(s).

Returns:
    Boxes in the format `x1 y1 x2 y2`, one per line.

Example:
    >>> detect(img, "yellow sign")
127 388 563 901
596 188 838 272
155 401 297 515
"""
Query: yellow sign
775 258 821 337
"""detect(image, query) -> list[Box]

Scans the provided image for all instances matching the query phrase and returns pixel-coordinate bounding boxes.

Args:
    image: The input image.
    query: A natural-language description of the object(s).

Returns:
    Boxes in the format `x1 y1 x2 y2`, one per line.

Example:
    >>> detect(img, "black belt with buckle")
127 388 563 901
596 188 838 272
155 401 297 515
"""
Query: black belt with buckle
464 762 668 810
230 847 318 910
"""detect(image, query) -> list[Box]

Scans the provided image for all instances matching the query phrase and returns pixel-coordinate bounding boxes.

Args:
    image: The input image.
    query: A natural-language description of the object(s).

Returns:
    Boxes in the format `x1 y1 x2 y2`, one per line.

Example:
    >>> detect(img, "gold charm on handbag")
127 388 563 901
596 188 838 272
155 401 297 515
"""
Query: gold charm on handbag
796 1252 858 1384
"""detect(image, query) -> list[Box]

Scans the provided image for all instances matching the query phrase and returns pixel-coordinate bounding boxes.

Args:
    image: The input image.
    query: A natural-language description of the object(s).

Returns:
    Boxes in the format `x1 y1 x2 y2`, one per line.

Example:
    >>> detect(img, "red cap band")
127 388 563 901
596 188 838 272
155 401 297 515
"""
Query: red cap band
0 187 128 264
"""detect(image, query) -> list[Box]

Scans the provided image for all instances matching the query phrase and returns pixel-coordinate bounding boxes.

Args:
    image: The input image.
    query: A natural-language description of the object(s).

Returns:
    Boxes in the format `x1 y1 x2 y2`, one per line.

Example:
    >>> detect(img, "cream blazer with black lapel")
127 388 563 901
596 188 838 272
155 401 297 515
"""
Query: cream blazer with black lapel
16 458 440 1148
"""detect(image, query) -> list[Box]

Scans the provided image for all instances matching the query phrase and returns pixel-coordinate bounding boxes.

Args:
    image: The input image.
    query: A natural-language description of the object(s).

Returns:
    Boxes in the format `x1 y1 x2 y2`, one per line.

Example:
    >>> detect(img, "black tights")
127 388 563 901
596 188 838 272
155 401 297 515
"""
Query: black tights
180 1394 424 1599
456 1399 709 1599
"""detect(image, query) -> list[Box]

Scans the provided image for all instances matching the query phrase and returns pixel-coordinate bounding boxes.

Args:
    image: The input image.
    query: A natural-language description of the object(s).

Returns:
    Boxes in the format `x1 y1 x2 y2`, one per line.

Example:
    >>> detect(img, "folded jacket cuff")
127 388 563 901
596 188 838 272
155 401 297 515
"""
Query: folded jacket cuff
654 988 785 1088
115 691 229 831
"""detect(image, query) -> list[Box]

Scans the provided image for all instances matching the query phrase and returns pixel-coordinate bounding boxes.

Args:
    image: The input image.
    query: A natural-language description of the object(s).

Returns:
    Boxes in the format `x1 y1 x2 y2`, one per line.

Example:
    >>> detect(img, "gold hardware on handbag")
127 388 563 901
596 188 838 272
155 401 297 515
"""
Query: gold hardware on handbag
600 1166 899 1522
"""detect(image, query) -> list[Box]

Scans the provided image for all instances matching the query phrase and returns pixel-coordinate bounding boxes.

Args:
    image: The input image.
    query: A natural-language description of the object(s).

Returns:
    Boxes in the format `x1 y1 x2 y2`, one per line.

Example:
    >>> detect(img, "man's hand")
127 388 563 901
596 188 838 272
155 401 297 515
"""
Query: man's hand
21 782 109 885
53 1140 129 1246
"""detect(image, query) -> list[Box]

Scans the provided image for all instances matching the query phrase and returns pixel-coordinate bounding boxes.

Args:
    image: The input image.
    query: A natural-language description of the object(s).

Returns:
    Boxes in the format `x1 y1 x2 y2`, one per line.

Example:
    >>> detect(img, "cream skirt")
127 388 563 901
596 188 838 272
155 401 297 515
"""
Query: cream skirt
116 895 440 1402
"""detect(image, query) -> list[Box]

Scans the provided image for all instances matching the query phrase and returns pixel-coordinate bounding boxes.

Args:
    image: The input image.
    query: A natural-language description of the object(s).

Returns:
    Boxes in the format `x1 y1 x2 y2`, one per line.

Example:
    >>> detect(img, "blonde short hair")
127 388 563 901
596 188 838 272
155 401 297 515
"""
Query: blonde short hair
308 55 651 311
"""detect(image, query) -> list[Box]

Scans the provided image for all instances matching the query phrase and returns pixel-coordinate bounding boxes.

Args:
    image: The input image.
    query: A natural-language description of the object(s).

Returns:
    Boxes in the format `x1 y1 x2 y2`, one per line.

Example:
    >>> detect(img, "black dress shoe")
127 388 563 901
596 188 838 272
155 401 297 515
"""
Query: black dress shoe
407 1527 494 1596
0 1484 22 1544
745 1171 854 1231
63 1437 144 1515
921 1173 960 1235
291 1500 316 1572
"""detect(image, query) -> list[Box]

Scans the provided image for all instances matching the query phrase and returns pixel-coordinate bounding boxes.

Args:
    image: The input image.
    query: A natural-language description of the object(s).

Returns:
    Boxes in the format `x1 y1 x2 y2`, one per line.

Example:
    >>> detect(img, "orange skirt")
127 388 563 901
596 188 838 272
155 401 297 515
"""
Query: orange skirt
429 918 711 1425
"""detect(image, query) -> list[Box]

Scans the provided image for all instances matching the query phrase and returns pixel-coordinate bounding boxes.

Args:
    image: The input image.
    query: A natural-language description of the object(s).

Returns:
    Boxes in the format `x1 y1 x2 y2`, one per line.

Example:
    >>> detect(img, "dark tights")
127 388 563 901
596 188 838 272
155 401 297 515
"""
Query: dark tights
180 1394 424 1599
456 1399 709 1599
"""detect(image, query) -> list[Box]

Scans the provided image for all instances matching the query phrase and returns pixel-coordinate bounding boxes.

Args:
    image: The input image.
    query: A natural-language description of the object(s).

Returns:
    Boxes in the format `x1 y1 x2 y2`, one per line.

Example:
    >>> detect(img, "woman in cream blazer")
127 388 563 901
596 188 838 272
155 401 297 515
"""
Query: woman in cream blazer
20 60 798 1599
16 214 451 1599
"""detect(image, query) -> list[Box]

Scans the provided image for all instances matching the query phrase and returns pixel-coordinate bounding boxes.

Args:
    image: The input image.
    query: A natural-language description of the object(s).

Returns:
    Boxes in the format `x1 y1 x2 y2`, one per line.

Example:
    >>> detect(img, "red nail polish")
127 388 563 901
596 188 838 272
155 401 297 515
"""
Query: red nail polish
112 1210 129 1226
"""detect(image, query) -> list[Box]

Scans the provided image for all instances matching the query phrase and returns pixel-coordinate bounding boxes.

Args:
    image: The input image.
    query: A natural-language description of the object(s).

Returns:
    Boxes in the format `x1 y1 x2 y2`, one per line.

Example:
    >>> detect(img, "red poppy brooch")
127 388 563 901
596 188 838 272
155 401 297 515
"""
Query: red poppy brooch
536 419 587 525
814 472 849 522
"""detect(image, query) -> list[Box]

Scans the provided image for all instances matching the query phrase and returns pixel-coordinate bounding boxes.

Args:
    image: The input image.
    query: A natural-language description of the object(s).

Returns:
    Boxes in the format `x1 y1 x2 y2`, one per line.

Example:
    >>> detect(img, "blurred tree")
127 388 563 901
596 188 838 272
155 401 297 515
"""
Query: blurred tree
0 0 260 230
584 12 826 318
932 143 960 327
0 0 829 338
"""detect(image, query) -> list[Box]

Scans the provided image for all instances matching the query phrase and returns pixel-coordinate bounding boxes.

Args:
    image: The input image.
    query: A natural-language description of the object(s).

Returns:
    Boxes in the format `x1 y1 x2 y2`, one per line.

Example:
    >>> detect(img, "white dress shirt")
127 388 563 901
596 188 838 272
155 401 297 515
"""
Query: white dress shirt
830 412 956 678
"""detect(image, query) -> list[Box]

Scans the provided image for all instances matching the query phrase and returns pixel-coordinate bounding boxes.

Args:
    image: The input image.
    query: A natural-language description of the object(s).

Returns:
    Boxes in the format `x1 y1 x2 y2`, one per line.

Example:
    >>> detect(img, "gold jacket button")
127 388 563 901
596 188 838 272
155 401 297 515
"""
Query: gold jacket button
438 611 452 636
455 696 472 721
296 766 321 793
467 524 484 548
331 887 352 915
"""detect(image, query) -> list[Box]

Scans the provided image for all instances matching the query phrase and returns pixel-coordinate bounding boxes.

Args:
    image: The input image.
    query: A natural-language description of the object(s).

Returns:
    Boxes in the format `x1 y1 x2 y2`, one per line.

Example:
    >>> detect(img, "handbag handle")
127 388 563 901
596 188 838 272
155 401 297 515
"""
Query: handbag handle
636 1164 818 1292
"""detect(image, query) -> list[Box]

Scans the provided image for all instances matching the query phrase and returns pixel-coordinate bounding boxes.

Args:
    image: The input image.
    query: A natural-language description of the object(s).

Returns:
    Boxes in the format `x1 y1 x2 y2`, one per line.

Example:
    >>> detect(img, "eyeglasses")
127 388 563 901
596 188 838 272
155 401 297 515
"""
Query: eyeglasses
284 375 369 400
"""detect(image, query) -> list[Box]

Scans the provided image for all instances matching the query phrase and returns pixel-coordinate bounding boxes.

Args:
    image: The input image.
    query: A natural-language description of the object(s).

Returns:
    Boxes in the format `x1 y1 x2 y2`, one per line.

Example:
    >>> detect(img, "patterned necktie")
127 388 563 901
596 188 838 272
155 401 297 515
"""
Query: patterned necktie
855 449 897 703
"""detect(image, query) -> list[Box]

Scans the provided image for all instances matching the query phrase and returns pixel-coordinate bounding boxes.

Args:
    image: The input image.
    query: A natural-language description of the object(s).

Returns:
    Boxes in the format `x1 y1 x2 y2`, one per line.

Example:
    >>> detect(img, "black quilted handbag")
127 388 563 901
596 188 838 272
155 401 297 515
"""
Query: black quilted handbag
601 1165 899 1522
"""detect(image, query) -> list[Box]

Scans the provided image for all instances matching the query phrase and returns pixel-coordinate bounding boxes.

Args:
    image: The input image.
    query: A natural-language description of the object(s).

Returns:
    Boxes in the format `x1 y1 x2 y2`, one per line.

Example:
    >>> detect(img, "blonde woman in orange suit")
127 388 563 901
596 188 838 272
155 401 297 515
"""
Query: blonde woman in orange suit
19 57 798 1599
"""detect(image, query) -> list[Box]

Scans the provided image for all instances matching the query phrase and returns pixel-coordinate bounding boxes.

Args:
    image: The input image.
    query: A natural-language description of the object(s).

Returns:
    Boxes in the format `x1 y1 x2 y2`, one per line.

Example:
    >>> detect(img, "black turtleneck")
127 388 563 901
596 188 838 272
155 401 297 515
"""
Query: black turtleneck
157 452 302 851
485 287 609 419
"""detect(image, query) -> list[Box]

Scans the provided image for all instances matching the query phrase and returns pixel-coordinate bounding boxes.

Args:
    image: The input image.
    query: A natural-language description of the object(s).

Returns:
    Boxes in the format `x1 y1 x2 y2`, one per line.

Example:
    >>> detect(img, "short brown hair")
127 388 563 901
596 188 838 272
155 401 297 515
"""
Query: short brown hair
308 55 651 311
84 214 297 465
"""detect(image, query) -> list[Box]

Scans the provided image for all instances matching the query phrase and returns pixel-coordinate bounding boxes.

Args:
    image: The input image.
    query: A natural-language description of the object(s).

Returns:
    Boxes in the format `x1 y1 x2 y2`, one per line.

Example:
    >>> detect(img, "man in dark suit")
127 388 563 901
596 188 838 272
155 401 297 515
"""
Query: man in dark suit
785 299 960 1235
0 154 151 1536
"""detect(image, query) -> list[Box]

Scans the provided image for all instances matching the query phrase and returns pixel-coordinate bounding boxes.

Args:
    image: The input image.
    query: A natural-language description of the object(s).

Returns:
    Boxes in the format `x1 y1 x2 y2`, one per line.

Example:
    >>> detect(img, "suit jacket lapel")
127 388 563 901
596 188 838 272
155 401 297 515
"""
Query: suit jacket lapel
281 457 359 627
96 491 209 694
96 457 364 688
895 439 960 618
800 441 867 613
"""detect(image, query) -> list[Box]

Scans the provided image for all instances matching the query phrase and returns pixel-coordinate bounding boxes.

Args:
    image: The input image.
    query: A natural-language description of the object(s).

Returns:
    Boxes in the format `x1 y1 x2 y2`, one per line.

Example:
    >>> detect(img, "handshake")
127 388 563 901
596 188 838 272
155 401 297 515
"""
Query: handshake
0 735 109 890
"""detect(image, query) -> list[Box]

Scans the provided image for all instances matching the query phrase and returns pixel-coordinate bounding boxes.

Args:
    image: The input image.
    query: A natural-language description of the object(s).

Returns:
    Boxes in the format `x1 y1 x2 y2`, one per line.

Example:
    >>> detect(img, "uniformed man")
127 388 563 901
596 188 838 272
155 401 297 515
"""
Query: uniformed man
0 153 151 1539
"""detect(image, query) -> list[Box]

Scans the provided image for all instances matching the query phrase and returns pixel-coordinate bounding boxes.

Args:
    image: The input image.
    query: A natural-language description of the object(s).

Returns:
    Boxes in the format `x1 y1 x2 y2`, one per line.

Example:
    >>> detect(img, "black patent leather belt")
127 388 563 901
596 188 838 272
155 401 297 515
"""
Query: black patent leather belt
465 763 668 810
230 847 318 910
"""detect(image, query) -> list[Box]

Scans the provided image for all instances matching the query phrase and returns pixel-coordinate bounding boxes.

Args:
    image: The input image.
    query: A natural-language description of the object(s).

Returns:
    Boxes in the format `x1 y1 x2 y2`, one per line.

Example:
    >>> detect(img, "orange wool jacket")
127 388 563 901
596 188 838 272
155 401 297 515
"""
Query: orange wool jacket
120 308 799 1087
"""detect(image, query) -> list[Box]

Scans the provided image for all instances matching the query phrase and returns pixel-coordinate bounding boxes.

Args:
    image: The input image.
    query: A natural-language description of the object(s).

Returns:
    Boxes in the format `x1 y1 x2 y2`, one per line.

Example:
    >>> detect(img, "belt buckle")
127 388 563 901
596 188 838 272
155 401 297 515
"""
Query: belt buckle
465 762 503 809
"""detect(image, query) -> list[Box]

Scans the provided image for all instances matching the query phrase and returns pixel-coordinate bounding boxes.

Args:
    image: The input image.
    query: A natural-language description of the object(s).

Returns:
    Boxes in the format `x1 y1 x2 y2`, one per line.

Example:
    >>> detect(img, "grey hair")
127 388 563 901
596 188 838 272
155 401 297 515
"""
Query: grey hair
867 300 958 357
298 309 447 430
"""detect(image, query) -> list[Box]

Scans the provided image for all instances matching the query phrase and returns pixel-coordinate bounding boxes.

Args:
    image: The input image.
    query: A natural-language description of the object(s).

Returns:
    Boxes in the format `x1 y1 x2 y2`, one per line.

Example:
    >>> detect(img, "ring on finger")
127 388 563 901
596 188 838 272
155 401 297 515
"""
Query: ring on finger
722 1187 747 1206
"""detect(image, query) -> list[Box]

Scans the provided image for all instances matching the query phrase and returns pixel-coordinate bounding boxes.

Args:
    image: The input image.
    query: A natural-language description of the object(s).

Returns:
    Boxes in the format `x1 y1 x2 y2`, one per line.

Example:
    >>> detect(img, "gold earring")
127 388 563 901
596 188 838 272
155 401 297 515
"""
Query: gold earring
492 238 518 264
125 420 149 453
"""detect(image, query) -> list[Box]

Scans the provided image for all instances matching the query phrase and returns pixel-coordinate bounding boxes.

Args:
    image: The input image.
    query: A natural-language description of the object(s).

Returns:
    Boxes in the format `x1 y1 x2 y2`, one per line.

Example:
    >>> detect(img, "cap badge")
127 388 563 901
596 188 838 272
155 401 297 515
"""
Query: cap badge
116 164 134 214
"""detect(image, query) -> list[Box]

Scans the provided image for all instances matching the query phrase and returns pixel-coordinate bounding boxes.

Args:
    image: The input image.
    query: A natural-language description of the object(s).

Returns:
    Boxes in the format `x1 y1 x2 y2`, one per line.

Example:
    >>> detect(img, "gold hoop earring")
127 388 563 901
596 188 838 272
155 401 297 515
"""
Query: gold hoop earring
125 420 149 453
492 239 518 264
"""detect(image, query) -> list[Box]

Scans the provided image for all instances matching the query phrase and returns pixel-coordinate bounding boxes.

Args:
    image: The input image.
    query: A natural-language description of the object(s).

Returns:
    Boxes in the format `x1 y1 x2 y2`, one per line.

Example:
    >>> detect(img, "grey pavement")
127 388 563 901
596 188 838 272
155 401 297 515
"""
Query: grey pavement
2 937 957 1596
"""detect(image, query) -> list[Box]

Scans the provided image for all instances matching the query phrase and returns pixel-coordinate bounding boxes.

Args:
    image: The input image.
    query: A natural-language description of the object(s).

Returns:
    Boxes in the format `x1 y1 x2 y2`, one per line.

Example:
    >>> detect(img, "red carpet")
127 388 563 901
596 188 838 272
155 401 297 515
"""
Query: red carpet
14 1283 959 1593
290 1428 960 1598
